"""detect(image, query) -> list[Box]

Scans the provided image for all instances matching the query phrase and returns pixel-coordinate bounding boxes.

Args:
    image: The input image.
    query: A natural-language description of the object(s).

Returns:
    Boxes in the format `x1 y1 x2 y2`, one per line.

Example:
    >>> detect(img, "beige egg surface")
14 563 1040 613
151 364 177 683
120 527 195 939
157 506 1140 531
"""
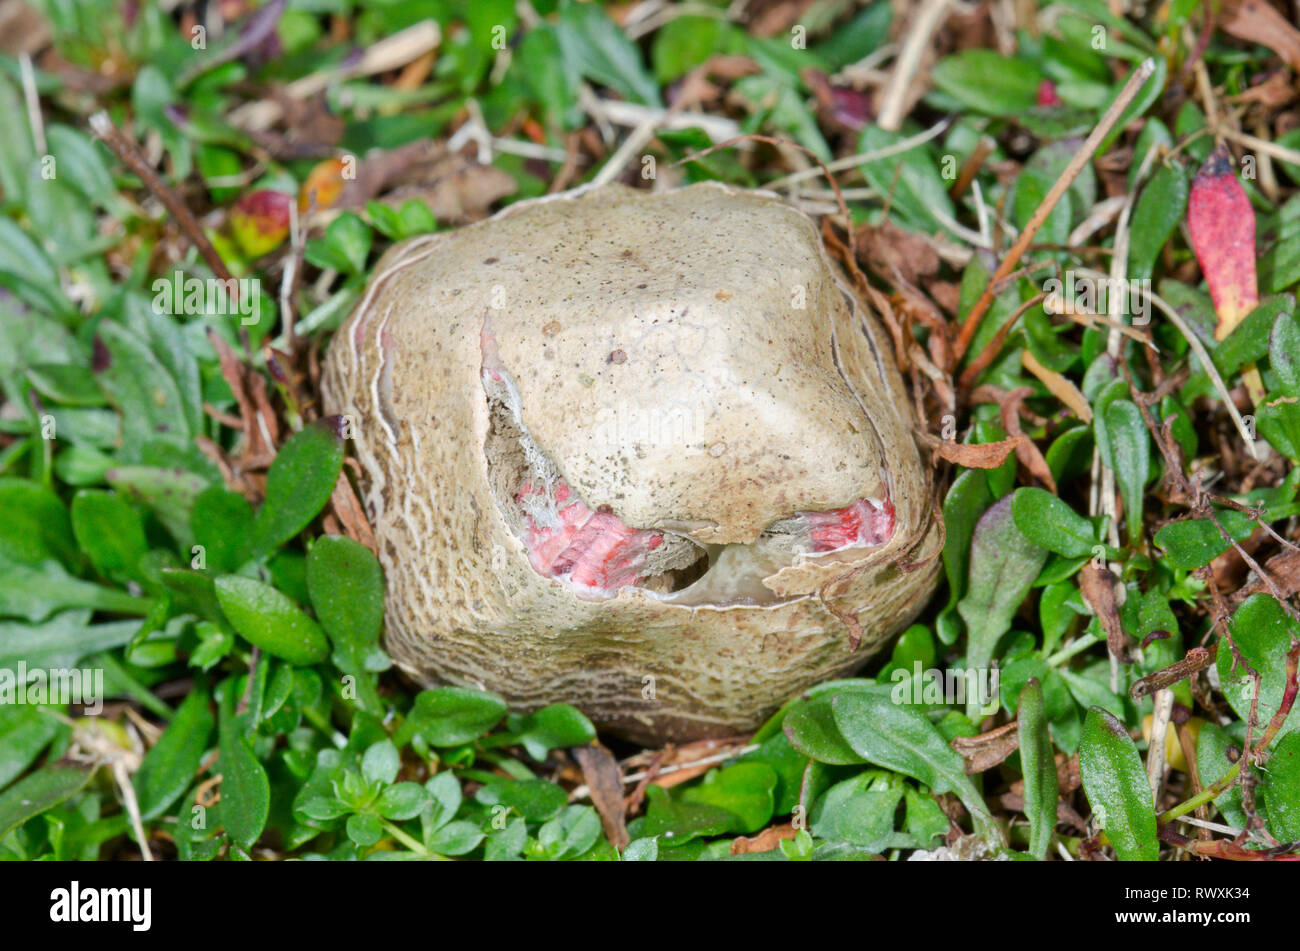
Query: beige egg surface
321 180 941 744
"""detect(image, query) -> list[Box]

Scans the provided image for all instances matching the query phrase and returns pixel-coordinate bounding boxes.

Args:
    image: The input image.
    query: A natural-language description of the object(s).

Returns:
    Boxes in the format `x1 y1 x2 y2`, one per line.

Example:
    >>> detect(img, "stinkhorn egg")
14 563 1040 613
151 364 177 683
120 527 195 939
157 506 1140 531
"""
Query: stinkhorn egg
322 182 941 743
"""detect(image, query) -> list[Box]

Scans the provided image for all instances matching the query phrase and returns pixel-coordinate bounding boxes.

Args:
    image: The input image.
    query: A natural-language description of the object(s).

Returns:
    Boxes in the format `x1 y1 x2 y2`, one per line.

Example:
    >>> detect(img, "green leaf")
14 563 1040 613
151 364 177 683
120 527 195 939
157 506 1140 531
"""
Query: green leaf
218 689 269 850
1017 679 1058 860
475 777 567 822
377 782 428 821
402 687 506 747
135 684 215 819
429 820 484 856
1010 487 1096 557
809 773 901 849
0 478 78 568
346 812 383 847
0 611 138 670
45 124 123 213
931 50 1044 115
1098 58 1166 153
214 576 330 665
831 691 999 843
192 486 254 573
557 0 661 107
0 705 63 790
306 535 384 662
783 694 867 765
639 784 735 846
250 420 344 558
651 15 723 83
362 739 401 786
1260 731 1300 842
0 767 91 839
1270 310 1300 396
304 212 372 274
107 466 209 552
942 468 994 605
1078 706 1158 860
92 321 193 458
1106 400 1149 546
1153 510 1254 570
1214 296 1292 378
496 704 596 761
1217 595 1300 739
0 555 150 623
70 490 148 583
1257 398 1300 461
957 497 1049 696
1196 722 1247 828
538 804 603 858
679 762 777 834
1128 163 1187 281
857 125 955 233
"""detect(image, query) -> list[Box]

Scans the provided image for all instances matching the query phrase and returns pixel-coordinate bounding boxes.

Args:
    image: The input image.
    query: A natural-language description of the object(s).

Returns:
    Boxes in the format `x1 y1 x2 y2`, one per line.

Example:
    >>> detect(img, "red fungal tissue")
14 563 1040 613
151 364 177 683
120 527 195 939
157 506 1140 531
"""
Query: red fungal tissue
516 481 665 593
799 497 895 553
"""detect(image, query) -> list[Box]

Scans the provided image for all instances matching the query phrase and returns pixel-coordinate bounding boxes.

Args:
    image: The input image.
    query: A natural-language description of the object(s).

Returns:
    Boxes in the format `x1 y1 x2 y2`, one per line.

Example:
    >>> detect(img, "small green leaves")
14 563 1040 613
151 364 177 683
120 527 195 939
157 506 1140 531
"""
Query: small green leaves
1217 595 1300 739
306 536 385 662
214 576 330 665
490 705 596 761
678 763 777 835
401 687 507 747
0 767 91 840
1128 162 1187 282
1017 679 1058 860
1105 400 1150 546
217 687 270 851
135 684 215 820
70 490 148 583
832 692 996 831
1153 510 1254 570
250 420 345 558
1260 731 1300 841
1011 487 1096 557
931 50 1044 115
304 212 373 275
958 497 1048 692
1078 707 1157 861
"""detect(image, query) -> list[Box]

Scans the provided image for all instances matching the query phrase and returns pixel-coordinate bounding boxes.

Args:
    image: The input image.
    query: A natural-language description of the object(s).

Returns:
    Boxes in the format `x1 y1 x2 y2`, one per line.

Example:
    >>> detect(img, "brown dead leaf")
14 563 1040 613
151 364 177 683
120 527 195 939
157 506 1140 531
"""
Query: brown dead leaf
730 823 799 855
573 744 629 851
1230 546 1300 605
329 469 376 553
855 220 941 286
918 431 1028 469
1222 0 1300 71
951 720 1020 773
1079 562 1131 663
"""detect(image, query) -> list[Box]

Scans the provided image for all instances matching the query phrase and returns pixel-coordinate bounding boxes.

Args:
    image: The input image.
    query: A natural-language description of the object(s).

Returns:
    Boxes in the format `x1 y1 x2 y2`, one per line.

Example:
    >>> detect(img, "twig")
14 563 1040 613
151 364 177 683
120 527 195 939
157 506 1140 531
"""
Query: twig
951 59 1157 366
89 111 235 286
876 0 951 132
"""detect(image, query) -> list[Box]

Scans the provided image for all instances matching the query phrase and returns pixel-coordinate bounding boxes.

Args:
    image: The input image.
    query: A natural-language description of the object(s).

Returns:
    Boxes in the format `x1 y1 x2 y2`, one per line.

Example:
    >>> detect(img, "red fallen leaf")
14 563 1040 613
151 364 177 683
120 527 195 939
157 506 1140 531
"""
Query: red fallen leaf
230 189 291 258
1036 80 1062 107
298 157 350 213
1187 144 1258 340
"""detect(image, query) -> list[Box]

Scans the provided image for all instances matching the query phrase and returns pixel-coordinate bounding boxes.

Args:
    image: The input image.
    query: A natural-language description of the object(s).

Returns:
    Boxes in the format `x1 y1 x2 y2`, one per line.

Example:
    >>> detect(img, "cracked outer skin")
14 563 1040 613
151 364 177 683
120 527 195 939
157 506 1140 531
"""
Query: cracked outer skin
321 182 941 744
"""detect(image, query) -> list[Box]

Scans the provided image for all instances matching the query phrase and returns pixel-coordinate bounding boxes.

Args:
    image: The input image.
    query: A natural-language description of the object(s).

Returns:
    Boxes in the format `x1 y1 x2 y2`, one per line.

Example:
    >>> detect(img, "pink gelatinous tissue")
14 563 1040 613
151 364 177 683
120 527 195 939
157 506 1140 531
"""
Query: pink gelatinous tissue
516 480 665 594
515 480 894 595
798 497 895 553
